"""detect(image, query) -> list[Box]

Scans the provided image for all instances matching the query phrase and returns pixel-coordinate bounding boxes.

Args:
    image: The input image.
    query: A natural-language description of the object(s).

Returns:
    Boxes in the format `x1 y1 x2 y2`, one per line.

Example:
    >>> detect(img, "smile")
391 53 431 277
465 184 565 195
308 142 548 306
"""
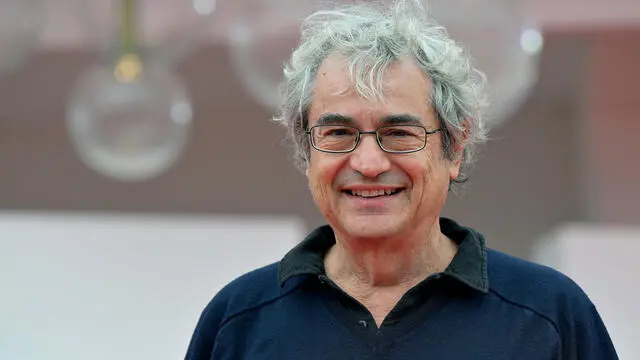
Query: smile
343 188 404 198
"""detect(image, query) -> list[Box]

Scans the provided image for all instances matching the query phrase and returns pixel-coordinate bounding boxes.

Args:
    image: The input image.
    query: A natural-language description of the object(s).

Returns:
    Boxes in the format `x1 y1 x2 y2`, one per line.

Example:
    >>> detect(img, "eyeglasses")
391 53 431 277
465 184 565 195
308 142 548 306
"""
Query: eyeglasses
305 124 441 154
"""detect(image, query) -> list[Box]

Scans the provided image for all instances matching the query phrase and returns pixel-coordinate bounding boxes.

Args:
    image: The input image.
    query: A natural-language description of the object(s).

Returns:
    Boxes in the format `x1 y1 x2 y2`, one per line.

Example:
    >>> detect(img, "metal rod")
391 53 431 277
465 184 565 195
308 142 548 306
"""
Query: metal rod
120 0 137 55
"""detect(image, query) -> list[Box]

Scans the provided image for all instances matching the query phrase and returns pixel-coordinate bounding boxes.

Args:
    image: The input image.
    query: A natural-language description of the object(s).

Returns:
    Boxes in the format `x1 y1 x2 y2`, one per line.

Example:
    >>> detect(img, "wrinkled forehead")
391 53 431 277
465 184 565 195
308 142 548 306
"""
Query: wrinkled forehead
308 53 436 128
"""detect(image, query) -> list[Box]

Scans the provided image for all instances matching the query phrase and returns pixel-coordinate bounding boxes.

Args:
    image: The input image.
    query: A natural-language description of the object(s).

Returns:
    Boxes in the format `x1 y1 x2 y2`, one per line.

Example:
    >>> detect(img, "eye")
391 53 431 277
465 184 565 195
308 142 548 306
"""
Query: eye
321 127 357 137
388 130 411 137
380 127 415 137
328 129 349 136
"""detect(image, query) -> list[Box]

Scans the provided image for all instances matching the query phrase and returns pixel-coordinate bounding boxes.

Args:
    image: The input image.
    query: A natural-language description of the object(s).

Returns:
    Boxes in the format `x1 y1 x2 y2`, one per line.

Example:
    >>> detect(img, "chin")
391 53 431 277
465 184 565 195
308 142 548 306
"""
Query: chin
338 215 405 240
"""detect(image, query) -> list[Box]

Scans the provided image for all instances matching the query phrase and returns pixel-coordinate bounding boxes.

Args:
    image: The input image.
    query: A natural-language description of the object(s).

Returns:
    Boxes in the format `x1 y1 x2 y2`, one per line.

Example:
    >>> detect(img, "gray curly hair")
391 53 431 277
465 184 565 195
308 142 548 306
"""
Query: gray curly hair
272 0 489 187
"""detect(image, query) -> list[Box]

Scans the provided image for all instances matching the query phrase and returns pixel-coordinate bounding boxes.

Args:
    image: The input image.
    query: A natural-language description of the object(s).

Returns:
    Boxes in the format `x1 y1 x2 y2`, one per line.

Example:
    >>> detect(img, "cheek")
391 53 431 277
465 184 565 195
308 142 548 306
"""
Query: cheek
307 156 347 224
399 152 433 186
308 155 343 198
399 149 450 201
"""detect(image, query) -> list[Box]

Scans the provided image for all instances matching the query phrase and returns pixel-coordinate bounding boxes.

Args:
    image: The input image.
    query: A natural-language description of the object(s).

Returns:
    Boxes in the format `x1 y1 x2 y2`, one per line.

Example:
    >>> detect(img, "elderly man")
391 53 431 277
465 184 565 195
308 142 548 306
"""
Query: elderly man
186 1 618 359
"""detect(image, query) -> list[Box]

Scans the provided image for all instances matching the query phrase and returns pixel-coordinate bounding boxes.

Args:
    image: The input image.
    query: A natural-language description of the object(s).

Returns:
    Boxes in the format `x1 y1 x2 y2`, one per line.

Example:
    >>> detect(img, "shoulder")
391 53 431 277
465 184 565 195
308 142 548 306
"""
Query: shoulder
200 261 292 327
487 249 588 308
485 249 618 358
185 262 299 359
486 249 600 333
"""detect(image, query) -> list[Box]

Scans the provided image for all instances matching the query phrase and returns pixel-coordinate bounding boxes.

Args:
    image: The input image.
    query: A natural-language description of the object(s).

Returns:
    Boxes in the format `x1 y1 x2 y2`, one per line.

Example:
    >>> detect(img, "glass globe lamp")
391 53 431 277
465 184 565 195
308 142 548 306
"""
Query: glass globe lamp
228 0 543 128
65 0 212 182
428 0 544 127
227 0 318 110
66 55 193 182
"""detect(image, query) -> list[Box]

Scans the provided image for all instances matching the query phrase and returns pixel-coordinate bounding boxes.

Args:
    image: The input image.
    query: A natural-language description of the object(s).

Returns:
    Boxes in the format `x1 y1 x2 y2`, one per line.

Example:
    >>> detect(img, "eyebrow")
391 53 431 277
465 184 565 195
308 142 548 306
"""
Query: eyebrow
313 113 425 127
315 113 357 126
379 114 424 126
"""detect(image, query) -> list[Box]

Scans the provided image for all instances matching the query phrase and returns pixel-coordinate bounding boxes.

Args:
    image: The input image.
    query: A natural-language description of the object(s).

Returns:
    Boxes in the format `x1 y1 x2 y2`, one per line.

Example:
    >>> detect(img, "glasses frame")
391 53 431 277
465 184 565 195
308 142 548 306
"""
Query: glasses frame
305 124 442 154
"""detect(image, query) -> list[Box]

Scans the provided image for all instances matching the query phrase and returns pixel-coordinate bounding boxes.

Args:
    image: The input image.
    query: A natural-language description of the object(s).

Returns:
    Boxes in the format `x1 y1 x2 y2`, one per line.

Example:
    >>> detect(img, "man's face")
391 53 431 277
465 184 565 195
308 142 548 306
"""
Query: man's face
306 55 462 240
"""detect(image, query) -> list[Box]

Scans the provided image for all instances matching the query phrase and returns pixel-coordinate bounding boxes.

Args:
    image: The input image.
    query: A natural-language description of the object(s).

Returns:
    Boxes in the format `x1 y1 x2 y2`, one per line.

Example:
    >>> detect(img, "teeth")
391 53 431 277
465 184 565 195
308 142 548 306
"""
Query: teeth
350 189 397 197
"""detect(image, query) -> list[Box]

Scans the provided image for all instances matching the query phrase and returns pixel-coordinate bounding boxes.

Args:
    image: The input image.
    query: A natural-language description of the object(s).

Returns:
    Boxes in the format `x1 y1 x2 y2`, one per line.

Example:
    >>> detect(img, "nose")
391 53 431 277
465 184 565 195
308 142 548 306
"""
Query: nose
349 134 391 178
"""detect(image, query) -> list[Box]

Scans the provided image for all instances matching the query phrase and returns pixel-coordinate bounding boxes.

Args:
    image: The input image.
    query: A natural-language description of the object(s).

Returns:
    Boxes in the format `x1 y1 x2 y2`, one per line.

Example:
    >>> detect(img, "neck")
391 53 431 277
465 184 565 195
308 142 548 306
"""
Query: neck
324 219 458 289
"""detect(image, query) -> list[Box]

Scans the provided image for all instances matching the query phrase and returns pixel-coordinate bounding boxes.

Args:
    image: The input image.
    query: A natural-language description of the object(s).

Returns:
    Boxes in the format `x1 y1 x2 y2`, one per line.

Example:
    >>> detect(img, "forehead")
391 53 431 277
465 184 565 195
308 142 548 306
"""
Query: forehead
308 54 435 127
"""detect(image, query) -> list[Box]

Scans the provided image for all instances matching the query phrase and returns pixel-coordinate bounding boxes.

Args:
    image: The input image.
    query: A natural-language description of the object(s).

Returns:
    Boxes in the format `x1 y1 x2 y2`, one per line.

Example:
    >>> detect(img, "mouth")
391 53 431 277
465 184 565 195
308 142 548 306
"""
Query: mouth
342 188 405 198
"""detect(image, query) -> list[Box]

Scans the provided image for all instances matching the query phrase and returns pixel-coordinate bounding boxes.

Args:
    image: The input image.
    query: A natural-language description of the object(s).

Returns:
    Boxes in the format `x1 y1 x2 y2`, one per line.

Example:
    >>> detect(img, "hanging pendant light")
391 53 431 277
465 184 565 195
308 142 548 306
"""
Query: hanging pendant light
228 0 318 110
228 0 543 129
66 0 195 182
428 0 544 127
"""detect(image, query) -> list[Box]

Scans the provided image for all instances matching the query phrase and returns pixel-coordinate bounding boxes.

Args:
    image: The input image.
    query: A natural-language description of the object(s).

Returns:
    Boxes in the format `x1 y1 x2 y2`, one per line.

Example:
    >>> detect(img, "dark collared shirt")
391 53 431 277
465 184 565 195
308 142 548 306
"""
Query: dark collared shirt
185 218 618 359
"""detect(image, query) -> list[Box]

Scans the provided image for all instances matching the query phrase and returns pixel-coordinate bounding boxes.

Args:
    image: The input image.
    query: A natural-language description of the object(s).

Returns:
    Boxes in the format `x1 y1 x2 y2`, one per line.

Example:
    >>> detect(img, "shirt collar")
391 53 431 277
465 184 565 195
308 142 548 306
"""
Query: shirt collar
278 217 489 293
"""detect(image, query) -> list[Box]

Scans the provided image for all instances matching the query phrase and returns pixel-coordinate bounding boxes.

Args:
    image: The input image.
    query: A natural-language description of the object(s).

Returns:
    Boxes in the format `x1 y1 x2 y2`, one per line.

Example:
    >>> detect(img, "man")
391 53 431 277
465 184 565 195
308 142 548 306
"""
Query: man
186 0 618 358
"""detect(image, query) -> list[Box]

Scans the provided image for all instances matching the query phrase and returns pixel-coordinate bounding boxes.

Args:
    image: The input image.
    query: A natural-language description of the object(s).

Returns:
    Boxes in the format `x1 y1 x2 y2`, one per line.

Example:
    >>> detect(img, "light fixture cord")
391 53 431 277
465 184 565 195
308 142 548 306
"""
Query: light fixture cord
120 0 137 56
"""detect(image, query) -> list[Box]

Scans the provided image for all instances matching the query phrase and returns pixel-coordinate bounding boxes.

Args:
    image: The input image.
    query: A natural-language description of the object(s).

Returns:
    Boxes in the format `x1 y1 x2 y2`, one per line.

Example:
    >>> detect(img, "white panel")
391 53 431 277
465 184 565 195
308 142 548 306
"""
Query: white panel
0 212 305 360
531 223 640 360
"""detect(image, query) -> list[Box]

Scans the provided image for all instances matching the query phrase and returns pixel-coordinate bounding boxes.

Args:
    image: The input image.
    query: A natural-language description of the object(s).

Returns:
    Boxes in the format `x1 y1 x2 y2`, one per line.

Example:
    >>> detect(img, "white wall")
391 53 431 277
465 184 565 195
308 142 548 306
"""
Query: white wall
0 212 305 360
532 223 640 360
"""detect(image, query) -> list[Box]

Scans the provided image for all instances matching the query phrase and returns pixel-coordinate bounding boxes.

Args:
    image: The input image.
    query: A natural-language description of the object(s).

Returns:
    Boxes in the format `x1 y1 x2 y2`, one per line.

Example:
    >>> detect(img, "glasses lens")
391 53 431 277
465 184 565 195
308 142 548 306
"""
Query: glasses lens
377 126 426 152
311 125 358 152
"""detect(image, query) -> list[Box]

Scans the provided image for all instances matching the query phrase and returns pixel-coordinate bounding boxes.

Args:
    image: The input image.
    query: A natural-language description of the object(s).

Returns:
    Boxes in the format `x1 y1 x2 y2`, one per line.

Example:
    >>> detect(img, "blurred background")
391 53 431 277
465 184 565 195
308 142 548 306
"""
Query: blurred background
0 0 638 359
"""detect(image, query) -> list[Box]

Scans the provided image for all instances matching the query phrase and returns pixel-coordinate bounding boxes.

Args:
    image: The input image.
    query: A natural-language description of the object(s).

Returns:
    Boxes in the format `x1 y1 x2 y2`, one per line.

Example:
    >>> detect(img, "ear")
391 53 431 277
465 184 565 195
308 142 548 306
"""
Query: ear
304 156 312 178
449 119 470 179
452 119 470 159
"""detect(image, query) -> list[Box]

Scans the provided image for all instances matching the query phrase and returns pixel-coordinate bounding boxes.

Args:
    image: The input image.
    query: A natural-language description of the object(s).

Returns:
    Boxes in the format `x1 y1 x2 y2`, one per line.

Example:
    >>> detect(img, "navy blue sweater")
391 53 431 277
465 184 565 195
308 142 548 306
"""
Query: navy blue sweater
185 219 618 359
